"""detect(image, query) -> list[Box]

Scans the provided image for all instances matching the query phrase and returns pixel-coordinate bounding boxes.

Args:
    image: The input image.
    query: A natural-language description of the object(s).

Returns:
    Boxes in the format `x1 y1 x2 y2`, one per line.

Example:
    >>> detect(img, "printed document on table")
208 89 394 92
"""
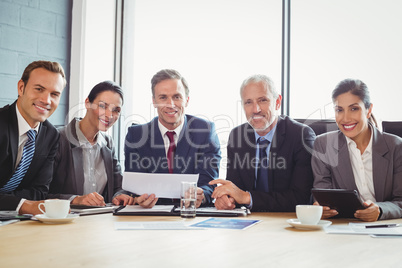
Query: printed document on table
114 221 204 230
122 172 199 198
325 222 402 235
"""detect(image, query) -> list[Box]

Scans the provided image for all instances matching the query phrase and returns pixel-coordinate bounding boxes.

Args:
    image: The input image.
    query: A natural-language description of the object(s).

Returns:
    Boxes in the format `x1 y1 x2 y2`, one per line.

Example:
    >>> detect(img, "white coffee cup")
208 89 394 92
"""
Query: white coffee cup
38 200 70 219
296 205 323 225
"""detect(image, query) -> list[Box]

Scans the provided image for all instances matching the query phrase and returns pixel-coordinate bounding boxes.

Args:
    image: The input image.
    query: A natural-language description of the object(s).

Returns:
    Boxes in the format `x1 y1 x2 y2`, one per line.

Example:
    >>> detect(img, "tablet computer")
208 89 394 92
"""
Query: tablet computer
311 188 365 218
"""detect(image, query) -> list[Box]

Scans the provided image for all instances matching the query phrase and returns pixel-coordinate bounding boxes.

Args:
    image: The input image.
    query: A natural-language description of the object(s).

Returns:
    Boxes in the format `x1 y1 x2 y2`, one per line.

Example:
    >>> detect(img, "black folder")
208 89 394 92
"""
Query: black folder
113 205 248 217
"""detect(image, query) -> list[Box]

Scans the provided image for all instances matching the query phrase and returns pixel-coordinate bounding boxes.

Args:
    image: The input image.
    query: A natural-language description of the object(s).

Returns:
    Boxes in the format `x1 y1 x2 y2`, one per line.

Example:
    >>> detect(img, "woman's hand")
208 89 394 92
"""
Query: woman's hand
313 201 338 218
354 200 380 222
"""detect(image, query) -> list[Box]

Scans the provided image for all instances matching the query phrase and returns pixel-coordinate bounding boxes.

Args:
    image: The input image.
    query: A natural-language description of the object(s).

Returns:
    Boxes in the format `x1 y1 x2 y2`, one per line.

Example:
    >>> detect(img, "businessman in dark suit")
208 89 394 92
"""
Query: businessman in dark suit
210 75 315 212
0 61 66 214
125 69 221 208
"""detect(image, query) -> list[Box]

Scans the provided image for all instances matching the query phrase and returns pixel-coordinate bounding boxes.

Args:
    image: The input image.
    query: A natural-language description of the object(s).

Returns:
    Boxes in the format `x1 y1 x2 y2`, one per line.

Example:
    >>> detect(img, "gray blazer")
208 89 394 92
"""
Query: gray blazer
312 126 402 220
49 118 123 202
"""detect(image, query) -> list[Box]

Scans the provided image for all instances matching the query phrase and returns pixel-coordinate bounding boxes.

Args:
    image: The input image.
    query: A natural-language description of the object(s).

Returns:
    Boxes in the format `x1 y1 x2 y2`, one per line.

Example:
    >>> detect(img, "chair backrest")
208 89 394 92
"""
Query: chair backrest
382 121 402 138
295 119 338 136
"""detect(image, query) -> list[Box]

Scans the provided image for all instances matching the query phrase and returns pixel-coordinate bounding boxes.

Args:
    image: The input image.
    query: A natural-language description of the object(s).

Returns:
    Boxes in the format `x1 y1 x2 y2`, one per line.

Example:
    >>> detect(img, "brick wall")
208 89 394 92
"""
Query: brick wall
0 0 72 126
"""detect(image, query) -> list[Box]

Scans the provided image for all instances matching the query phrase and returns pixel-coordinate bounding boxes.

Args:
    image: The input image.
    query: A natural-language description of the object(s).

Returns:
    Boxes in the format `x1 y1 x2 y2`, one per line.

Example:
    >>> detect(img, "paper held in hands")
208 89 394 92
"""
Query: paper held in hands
122 172 199 198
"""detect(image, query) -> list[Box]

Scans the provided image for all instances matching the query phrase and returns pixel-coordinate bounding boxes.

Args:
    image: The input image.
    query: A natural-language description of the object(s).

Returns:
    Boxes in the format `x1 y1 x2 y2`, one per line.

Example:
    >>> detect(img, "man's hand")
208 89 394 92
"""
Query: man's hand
313 201 338 218
19 200 44 215
209 179 250 209
195 187 204 208
136 194 158 208
355 200 380 222
71 192 106 206
214 195 236 210
112 194 135 206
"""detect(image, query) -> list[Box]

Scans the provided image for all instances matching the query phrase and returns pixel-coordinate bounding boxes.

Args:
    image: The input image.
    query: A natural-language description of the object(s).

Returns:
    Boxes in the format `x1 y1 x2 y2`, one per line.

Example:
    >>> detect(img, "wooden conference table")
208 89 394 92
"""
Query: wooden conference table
1 212 401 268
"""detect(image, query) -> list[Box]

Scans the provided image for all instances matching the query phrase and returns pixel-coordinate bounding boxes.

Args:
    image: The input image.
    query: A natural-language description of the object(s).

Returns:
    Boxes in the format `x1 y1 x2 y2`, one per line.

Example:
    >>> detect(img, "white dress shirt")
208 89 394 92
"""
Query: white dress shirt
346 127 376 202
75 120 107 196
158 119 184 156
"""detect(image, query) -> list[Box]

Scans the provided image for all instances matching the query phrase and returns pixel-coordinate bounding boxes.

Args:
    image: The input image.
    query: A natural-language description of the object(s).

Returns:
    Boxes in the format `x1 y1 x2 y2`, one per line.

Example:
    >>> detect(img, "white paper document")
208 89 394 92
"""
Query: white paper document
122 172 199 198
114 221 203 230
325 222 402 236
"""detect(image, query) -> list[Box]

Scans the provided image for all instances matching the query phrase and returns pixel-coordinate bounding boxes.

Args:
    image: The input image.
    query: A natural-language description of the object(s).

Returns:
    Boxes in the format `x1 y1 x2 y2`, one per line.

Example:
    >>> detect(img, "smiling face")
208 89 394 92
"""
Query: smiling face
85 90 122 132
241 81 282 136
16 68 64 128
334 91 373 141
152 78 189 130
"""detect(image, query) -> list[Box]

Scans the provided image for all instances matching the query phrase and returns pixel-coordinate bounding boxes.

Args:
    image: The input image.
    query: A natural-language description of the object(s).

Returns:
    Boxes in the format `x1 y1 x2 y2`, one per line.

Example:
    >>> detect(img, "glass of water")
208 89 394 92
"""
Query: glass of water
180 181 197 218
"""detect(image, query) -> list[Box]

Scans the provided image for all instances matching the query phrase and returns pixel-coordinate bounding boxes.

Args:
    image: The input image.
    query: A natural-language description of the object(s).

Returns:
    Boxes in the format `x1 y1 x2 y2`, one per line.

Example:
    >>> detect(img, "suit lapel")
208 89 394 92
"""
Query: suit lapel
336 133 358 190
100 143 113 200
175 116 190 165
9 103 19 171
71 147 84 194
371 128 389 201
30 122 48 172
268 117 285 191
150 118 168 172
243 123 258 190
67 119 85 195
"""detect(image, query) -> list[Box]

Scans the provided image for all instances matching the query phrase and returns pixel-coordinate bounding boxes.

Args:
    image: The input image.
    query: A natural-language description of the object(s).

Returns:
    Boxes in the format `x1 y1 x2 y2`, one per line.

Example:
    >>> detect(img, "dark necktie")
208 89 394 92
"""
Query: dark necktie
166 131 176 173
256 138 270 192
0 129 36 193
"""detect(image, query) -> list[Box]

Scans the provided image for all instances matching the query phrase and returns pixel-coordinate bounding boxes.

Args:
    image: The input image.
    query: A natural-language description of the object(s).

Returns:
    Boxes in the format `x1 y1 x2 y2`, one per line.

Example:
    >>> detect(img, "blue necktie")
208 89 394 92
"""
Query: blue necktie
256 138 270 192
0 129 36 193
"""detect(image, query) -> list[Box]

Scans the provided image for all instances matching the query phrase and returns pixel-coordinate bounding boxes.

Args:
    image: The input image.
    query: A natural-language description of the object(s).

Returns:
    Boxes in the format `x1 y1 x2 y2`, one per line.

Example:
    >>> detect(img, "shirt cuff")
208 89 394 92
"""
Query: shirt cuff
245 191 253 209
68 195 77 202
16 198 27 214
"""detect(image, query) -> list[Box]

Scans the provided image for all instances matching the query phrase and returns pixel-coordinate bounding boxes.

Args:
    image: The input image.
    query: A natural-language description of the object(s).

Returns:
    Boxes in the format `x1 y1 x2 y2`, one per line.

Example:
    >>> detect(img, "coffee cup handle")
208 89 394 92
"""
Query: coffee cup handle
38 203 46 214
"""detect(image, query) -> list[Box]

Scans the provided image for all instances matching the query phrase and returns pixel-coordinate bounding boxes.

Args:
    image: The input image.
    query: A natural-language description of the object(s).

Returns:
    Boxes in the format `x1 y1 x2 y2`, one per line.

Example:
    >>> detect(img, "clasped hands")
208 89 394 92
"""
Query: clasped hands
209 179 250 210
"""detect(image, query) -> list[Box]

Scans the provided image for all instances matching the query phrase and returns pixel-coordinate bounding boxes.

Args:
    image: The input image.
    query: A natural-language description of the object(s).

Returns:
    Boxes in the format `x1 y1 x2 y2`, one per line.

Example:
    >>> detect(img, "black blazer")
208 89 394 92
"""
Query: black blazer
226 115 316 212
0 102 59 210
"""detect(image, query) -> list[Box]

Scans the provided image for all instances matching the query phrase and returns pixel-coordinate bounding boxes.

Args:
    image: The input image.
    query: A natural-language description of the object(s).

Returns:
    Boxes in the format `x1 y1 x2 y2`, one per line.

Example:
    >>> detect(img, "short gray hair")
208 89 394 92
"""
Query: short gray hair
240 74 279 99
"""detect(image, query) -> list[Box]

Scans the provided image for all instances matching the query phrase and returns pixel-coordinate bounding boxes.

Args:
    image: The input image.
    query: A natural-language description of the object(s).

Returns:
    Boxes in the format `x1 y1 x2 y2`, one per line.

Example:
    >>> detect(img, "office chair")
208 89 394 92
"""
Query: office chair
295 119 338 136
382 121 402 138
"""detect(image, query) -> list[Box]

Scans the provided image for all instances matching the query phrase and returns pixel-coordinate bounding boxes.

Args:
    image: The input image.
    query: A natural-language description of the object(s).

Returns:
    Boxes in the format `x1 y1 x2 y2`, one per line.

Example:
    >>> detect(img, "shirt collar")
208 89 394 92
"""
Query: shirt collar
16 103 40 136
254 124 277 144
345 125 373 153
158 117 185 138
75 119 107 148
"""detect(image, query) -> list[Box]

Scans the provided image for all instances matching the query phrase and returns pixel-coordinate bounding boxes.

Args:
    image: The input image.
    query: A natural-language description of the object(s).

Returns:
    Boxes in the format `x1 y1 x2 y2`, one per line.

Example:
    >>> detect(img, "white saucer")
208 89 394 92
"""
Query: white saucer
35 214 79 224
287 219 332 230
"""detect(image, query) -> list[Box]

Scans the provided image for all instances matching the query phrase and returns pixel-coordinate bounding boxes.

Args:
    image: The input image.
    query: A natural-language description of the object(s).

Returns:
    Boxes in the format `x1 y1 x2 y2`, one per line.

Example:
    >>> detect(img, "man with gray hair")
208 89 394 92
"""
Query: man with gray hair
210 74 315 211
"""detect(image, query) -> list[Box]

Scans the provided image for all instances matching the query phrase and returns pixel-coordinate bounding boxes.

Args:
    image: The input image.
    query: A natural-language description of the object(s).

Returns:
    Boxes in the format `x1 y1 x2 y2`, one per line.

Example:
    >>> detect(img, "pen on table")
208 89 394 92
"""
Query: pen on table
365 224 400 229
